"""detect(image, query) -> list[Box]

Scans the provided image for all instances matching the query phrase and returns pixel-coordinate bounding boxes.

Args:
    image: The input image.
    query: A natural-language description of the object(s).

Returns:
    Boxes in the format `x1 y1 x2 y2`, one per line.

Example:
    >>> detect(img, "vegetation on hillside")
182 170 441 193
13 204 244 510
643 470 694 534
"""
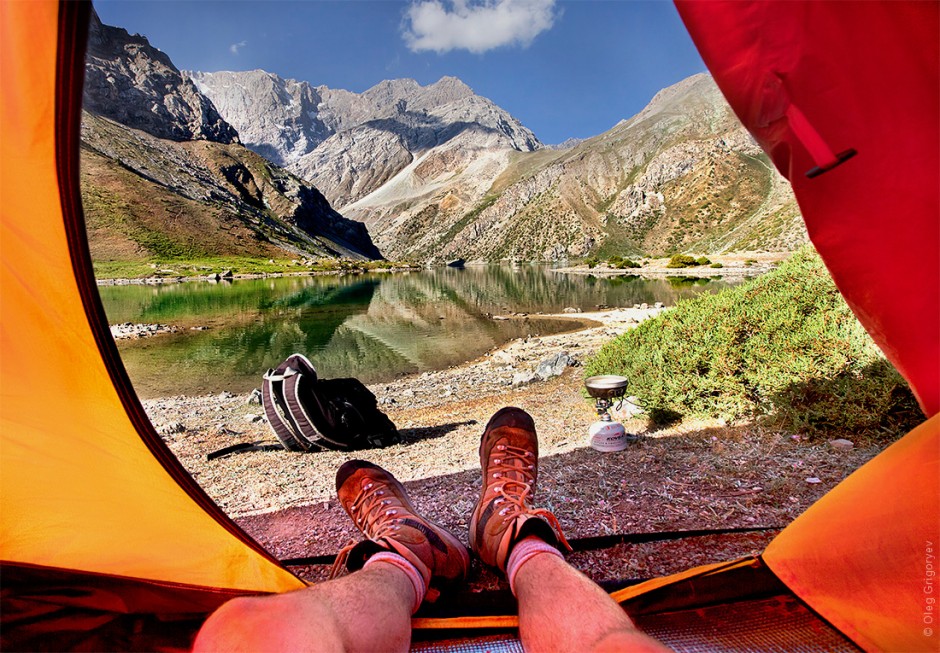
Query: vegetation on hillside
585 247 922 440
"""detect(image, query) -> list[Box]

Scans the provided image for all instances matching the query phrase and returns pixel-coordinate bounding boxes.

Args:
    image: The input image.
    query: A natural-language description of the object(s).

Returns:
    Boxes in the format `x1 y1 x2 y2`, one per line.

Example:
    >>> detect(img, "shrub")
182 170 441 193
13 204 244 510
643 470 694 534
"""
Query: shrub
710 262 724 269
585 247 921 440
666 254 698 268
585 257 598 269
607 255 640 269
695 256 712 266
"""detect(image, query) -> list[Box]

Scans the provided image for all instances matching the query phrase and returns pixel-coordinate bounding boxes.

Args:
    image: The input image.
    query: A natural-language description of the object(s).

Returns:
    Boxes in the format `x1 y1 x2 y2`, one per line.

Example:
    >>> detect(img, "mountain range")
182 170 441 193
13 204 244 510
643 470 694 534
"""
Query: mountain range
81 13 805 265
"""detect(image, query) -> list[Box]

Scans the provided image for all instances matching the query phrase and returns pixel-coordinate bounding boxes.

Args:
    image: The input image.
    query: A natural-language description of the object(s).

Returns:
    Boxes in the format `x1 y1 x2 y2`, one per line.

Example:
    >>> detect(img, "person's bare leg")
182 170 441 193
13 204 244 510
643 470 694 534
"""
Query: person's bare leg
192 560 414 653
512 543 670 653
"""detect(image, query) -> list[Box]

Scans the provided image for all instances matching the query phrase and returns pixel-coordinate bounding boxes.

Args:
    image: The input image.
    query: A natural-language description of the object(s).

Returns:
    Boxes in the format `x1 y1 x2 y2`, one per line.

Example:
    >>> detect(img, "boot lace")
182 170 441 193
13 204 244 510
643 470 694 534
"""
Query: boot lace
329 479 405 579
489 445 572 552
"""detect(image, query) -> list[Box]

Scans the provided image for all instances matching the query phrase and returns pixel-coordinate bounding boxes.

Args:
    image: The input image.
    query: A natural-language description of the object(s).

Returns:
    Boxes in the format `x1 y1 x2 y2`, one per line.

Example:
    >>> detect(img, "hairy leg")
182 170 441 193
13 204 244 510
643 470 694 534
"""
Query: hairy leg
192 561 414 653
513 549 670 653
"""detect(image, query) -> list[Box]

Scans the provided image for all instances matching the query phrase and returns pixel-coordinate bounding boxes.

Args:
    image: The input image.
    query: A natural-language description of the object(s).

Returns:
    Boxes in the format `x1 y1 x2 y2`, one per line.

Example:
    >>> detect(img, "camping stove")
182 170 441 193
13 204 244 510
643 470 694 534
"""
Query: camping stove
585 375 629 452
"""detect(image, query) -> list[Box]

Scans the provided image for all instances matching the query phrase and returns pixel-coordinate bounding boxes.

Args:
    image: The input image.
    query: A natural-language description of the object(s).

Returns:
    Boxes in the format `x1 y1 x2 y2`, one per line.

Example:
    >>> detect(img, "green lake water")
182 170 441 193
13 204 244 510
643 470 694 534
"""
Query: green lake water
98 266 737 398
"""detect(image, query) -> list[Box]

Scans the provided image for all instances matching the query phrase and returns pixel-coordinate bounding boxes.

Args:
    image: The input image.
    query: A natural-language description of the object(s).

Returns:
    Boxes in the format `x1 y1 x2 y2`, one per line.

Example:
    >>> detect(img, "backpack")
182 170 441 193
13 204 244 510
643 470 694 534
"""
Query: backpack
261 353 400 452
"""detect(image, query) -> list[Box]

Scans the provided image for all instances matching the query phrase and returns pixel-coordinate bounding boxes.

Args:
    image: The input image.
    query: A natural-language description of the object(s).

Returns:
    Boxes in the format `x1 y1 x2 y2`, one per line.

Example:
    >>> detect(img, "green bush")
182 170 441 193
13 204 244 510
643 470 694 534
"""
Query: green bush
666 254 698 268
695 256 712 266
710 262 724 269
585 257 599 269
607 255 640 269
585 247 921 439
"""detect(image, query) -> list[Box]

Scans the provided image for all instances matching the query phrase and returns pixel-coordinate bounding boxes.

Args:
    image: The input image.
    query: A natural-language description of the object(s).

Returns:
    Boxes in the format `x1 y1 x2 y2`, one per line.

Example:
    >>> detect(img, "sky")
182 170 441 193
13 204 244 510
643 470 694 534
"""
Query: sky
94 0 707 145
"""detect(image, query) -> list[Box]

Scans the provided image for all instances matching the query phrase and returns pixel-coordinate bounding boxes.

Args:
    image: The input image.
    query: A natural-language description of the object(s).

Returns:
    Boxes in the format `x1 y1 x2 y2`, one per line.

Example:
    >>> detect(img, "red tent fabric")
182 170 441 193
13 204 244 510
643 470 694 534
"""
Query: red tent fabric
676 0 940 417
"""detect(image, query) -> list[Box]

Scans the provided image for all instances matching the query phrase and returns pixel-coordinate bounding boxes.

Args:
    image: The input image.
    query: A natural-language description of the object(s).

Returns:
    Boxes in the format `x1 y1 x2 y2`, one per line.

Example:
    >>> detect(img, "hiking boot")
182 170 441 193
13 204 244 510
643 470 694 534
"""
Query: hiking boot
469 407 571 571
332 460 470 599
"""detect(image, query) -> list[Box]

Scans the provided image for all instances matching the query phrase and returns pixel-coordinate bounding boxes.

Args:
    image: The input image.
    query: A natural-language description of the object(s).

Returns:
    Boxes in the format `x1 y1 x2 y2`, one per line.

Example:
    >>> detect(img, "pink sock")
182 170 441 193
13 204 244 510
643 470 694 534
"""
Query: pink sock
506 535 564 596
364 552 427 613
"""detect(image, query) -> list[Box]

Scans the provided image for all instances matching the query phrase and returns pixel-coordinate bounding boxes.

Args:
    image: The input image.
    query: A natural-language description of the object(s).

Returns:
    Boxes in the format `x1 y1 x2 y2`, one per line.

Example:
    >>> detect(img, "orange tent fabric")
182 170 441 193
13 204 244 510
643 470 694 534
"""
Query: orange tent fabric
0 0 303 597
764 414 940 652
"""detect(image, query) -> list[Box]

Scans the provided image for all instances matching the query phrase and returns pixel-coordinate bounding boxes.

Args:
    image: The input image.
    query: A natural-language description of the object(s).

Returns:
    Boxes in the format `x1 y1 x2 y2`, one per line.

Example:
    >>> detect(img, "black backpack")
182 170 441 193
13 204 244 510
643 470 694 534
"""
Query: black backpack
261 354 400 452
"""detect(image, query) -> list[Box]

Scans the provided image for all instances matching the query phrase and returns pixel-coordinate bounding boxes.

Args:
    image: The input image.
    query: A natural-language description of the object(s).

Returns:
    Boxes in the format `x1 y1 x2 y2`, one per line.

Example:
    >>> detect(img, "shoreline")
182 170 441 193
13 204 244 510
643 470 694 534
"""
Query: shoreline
554 252 788 280
95 252 791 286
95 265 419 286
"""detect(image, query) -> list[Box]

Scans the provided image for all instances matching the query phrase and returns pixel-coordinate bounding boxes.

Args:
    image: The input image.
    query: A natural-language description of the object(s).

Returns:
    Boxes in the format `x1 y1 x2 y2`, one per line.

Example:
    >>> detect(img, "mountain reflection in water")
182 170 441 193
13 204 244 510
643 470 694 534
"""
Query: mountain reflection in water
98 266 737 398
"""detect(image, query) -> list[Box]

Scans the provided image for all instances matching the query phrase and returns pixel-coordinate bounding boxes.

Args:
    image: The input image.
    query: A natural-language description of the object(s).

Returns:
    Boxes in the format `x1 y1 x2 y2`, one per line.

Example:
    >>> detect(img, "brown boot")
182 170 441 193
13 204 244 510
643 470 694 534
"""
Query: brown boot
469 407 571 571
332 460 470 600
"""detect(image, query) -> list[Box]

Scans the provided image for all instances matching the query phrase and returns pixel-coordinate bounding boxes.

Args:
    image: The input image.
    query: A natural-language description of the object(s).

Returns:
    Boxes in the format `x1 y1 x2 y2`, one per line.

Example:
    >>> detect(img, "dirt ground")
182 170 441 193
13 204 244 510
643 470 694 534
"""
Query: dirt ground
145 307 889 589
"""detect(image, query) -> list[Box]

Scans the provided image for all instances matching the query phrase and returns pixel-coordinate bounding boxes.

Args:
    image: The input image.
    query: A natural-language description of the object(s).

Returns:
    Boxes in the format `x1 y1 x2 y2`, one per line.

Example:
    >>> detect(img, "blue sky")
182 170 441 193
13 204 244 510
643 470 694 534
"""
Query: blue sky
94 1 706 144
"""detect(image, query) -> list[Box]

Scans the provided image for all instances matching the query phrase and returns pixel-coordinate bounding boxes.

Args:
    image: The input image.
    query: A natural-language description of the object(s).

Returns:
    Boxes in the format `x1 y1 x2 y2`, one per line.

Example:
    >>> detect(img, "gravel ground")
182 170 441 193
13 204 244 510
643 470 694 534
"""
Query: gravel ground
143 307 887 588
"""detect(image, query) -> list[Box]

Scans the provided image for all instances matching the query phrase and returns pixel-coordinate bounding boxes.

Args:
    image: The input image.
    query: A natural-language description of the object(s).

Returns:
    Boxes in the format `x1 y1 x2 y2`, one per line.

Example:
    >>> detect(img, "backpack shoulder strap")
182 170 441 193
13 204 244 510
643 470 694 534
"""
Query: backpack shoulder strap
262 360 316 452
282 369 351 450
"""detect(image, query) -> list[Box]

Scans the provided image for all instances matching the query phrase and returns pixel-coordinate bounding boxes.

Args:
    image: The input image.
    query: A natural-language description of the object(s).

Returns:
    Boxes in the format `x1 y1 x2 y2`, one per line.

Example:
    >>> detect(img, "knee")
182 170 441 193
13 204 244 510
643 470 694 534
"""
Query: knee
193 593 342 652
193 595 272 652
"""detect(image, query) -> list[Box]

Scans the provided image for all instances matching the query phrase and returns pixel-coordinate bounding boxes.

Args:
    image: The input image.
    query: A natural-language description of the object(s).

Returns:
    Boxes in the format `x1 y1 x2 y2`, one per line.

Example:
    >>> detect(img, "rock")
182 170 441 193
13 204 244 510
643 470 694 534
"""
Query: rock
156 421 185 435
535 352 574 380
221 269 234 279
402 389 415 398
218 391 234 399
378 397 395 405
805 477 822 484
491 351 514 365
654 302 664 308
828 438 854 451
246 388 262 404
562 307 581 313
640 303 649 309
244 413 262 423
512 371 538 386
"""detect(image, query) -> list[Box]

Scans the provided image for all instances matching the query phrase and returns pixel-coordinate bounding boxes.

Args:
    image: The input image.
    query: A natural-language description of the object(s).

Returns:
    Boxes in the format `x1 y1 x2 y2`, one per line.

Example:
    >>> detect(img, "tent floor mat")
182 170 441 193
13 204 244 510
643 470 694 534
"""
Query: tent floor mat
410 594 859 652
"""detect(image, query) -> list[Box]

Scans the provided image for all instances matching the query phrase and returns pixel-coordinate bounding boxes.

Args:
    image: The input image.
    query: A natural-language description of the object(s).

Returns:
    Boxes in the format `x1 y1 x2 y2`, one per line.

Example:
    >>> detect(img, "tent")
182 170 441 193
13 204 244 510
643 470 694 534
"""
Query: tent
1 1 937 650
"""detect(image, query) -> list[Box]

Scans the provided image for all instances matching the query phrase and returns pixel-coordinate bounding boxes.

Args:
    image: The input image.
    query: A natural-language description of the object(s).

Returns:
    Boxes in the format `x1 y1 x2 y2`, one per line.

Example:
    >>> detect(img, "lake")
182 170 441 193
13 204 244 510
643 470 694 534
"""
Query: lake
98 266 738 398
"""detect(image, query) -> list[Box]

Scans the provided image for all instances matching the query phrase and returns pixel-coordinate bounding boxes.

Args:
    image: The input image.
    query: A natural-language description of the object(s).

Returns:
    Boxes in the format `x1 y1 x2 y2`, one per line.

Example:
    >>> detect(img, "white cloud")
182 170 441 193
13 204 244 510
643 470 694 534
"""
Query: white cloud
229 40 247 55
403 0 557 54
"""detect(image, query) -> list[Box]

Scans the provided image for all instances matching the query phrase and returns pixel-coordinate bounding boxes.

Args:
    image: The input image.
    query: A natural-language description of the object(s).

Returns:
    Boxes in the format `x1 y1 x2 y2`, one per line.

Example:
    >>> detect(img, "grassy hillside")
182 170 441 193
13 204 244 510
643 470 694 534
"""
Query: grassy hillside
585 247 922 440
80 113 383 272
81 145 281 262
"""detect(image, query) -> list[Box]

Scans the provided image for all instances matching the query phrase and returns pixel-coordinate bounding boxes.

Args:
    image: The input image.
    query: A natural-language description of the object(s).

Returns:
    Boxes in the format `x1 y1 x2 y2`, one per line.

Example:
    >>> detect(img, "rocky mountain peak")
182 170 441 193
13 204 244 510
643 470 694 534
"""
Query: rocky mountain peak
187 69 329 166
627 72 722 127
359 78 422 108
421 76 475 104
195 70 542 207
83 9 238 144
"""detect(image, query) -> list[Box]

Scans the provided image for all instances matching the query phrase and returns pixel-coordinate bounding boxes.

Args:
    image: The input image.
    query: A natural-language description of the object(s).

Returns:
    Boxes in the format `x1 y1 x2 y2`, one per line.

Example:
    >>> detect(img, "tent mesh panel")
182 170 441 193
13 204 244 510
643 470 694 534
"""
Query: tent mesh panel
635 595 859 653
412 635 524 653
410 595 859 652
